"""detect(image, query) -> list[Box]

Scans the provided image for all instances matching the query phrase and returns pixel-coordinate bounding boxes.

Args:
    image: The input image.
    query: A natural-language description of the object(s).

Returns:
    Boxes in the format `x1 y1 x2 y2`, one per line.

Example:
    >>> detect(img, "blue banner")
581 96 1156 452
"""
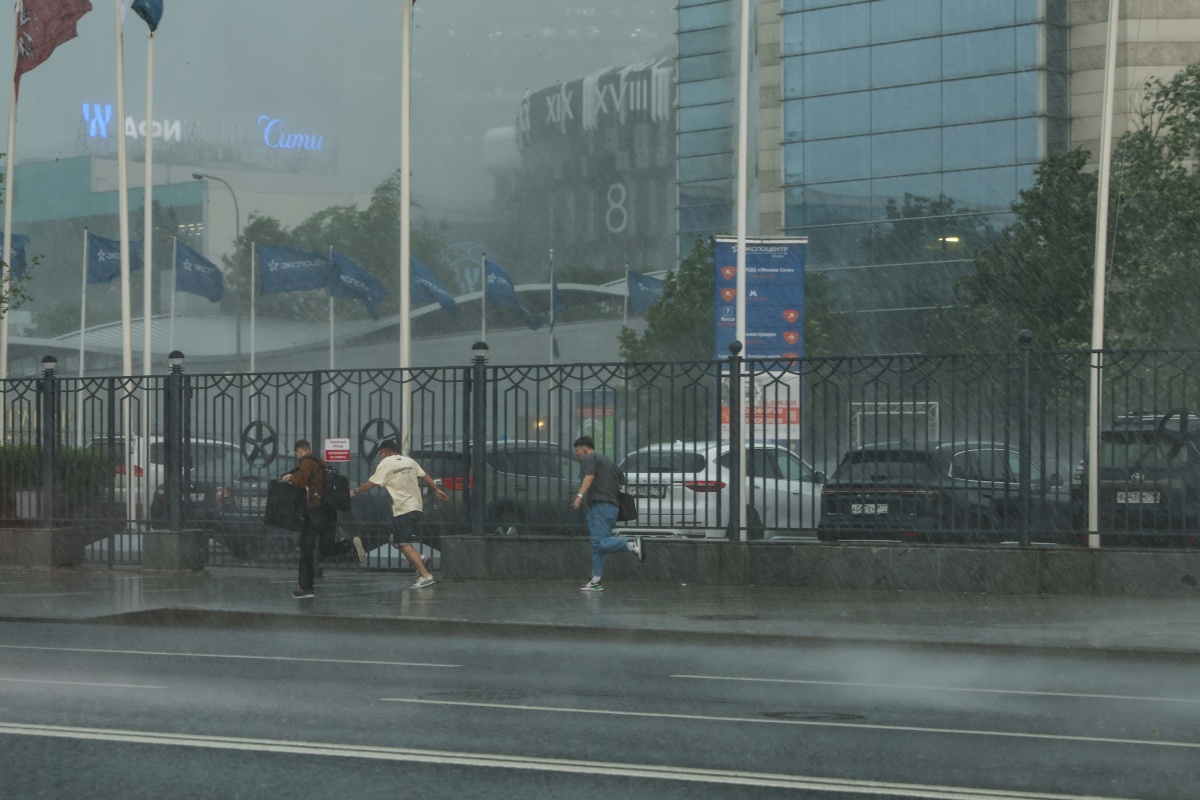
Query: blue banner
485 258 543 330
130 0 162 31
330 249 387 320
713 237 807 360
551 276 566 318
175 240 223 302
627 271 663 315
1 232 30 279
256 244 333 295
411 258 460 316
87 234 143 285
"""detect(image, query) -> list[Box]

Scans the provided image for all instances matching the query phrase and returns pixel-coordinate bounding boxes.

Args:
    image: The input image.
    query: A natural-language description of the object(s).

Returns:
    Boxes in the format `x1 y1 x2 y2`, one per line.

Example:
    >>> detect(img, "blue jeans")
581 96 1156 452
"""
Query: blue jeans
586 501 626 578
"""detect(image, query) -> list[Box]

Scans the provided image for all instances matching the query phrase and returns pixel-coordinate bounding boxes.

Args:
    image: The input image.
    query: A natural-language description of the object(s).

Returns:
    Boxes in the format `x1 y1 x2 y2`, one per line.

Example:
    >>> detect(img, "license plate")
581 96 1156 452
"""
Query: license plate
239 496 266 510
189 493 206 503
1116 491 1159 504
851 503 888 515
628 484 665 498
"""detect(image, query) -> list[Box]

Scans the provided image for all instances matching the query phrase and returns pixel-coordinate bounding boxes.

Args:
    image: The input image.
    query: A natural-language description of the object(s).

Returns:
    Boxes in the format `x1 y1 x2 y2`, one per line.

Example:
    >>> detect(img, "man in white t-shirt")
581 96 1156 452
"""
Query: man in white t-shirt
350 439 449 589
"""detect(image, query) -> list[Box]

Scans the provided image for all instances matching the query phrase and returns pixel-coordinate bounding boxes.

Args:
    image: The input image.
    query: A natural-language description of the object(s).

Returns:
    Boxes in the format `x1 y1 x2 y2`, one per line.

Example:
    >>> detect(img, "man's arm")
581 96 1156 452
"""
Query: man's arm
422 473 451 503
571 474 595 510
350 480 377 498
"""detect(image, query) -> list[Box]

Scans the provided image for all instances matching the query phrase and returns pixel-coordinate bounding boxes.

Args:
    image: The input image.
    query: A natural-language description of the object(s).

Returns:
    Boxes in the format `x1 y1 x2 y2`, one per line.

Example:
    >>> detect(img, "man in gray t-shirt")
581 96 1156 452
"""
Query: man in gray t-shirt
571 435 644 591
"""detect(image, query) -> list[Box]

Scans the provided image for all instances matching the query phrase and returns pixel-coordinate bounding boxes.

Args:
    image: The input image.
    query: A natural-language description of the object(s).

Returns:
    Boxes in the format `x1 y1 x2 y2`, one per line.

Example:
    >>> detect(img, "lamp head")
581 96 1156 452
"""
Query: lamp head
471 341 489 361
168 350 185 369
41 354 57 373
191 171 205 180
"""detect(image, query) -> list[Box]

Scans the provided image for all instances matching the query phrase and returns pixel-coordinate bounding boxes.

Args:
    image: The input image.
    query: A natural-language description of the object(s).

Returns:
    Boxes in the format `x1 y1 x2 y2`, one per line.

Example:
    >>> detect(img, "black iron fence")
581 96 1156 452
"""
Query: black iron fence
3 338 1199 569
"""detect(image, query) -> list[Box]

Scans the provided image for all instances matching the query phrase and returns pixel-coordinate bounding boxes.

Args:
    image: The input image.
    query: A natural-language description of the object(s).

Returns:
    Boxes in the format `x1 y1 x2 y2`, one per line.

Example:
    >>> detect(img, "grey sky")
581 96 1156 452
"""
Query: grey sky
1 0 674 204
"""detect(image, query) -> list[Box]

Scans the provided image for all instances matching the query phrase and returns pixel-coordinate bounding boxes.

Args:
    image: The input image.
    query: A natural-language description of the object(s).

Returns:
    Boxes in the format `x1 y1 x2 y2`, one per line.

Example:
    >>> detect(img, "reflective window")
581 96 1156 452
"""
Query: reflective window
802 49 870 95
804 92 870 139
943 28 1016 80
679 203 733 234
782 11 803 56
806 137 871 182
803 4 870 52
678 52 733 83
1016 117 1040 163
871 38 941 89
680 27 730 57
943 3 1014 35
872 129 941 177
679 76 734 108
1016 71 1040 115
784 143 804 184
871 83 940 133
1015 24 1039 71
679 102 734 133
872 174 942 207
944 120 1015 170
942 74 1016 125
942 166 1017 209
784 99 803 140
870 0 941 45
679 179 734 207
680 129 733 158
679 153 732 182
679 2 733 31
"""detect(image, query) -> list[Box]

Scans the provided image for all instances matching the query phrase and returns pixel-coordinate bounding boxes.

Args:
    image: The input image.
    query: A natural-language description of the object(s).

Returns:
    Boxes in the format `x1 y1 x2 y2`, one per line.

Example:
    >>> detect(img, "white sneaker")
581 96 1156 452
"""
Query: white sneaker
412 575 436 589
352 536 366 565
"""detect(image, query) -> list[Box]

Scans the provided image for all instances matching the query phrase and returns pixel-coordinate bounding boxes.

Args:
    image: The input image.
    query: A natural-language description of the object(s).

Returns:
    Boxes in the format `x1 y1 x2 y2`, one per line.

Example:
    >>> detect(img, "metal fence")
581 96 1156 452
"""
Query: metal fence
3 340 1200 569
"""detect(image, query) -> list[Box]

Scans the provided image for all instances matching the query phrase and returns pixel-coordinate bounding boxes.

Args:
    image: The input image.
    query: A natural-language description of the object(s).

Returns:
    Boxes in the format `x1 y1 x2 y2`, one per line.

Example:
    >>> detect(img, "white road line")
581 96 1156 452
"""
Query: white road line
2 592 97 598
0 720 1129 800
0 645 459 669
381 697 1200 751
0 678 165 690
671 674 1200 705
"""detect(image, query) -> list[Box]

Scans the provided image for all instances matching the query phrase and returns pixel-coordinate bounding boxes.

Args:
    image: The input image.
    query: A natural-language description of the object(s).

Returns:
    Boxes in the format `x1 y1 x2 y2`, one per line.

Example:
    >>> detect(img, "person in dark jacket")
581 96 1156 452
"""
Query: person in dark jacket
282 439 365 598
571 435 643 591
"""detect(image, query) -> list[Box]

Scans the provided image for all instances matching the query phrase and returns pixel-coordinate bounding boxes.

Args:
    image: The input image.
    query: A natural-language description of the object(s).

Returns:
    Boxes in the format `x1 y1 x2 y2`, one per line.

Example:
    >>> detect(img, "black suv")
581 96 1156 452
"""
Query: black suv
818 441 1074 543
411 441 585 539
1091 409 1200 546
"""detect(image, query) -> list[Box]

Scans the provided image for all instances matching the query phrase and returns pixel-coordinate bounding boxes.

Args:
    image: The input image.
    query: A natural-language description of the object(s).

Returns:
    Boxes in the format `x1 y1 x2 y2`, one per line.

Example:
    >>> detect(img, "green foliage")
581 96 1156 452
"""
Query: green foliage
0 445 111 519
619 236 715 363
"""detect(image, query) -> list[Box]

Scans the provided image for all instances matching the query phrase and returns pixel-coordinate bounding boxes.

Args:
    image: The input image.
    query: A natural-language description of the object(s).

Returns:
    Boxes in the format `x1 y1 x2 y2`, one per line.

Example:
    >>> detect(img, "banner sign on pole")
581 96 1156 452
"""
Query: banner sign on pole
323 437 351 463
713 236 807 361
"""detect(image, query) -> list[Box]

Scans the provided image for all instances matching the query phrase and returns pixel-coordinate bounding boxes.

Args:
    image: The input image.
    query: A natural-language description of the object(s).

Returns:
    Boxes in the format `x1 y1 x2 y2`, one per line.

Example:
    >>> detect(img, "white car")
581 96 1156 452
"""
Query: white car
85 435 241 511
618 441 824 539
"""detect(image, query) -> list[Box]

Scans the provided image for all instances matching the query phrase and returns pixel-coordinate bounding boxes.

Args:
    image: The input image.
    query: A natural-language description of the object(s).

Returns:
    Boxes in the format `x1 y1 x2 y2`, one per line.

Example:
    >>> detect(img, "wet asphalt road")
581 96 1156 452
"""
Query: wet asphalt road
0 620 1196 799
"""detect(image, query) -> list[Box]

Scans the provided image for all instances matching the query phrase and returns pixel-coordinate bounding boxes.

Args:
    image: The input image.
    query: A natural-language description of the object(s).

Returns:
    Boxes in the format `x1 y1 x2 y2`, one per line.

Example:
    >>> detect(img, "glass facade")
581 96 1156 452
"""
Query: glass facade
771 1 1068 351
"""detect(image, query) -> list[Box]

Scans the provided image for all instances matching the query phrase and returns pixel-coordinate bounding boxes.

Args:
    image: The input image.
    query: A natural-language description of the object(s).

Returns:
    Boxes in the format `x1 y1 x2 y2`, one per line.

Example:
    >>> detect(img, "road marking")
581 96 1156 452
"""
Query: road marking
0 720 1130 800
381 697 1200 750
0 678 164 690
2 592 97 598
0 645 459 669
671 675 1200 705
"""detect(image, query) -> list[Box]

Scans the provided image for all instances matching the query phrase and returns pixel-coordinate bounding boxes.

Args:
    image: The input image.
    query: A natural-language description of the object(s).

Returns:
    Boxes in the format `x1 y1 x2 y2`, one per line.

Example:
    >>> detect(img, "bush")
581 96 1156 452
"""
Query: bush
0 445 113 521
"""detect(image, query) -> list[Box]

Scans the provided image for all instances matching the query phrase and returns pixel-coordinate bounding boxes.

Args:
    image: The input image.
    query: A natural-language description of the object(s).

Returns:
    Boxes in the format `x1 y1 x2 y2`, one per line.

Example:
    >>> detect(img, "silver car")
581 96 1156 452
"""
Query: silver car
618 441 824 539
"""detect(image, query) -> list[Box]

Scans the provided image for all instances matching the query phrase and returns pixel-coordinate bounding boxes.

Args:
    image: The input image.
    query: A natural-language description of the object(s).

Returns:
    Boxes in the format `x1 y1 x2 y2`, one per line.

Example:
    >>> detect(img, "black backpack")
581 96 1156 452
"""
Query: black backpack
303 454 353 512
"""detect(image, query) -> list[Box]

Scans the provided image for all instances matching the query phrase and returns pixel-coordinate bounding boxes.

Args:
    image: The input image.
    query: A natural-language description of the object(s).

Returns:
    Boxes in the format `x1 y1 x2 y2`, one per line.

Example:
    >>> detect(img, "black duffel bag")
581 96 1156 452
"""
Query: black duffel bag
264 480 306 532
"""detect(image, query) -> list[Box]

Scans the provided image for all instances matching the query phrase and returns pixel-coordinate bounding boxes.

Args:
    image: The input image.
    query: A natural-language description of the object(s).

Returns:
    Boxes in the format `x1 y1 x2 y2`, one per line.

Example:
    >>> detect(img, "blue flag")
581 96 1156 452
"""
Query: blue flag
485 258 543 330
330 249 387 320
87 234 144 285
124 0 163 32
628 270 664 314
175 240 223 302
411 258 460 317
256 245 333 295
1 232 30 279
551 277 566 317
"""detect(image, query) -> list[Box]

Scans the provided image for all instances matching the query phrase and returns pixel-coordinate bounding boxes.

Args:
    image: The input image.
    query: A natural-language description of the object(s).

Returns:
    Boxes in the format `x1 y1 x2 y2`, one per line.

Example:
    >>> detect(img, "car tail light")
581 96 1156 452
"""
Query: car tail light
215 486 232 501
680 480 726 492
441 476 473 491
114 465 145 478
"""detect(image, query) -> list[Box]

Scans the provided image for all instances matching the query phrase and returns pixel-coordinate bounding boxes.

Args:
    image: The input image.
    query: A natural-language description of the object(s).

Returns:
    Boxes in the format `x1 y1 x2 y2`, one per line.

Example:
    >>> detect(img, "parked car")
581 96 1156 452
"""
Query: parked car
410 441 585 539
1086 409 1200 546
818 441 1075 543
618 441 824 539
85 435 241 510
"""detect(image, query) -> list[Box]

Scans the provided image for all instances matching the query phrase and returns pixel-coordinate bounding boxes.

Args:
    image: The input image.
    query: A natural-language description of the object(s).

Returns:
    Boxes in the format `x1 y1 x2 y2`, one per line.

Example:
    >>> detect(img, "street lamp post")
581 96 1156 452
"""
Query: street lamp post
192 171 243 367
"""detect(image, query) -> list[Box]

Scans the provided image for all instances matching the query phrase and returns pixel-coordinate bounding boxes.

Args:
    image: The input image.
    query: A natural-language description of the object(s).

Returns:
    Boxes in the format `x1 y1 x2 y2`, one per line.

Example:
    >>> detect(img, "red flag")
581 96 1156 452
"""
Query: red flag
14 0 93 95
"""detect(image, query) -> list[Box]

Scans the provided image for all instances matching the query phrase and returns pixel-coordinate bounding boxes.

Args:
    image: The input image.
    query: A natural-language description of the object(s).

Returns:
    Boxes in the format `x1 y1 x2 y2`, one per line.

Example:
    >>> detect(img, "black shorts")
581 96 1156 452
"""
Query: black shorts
389 511 422 545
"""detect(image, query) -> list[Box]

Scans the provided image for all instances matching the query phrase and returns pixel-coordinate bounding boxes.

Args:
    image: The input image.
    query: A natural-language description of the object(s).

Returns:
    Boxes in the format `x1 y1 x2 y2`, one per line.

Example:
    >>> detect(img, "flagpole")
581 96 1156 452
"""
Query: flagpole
77 229 89 447
1 6 20 386
733 0 752 541
112 0 133 377
548 248 555 366
328 245 335 371
398 0 413 453
623 263 629 326
169 235 177 351
250 242 257 374
140 30 154 376
480 254 487 342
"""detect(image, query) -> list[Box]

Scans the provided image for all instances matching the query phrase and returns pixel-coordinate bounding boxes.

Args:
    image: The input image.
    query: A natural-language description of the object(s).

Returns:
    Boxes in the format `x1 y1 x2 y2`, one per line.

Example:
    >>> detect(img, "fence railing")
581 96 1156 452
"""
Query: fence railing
3 339 1199 568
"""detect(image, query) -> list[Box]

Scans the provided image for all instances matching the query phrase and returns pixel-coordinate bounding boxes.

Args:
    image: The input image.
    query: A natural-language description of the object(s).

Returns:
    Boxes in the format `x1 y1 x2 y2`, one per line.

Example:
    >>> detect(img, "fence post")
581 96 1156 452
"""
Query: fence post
165 351 186 532
311 371 323 456
1018 330 1033 547
726 340 743 540
470 342 489 537
39 356 59 529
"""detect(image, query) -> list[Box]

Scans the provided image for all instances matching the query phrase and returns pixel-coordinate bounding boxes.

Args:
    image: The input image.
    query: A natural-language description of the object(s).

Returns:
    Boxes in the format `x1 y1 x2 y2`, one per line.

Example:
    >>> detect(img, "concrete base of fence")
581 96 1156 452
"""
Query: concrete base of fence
142 529 207 572
439 537 1200 598
0 527 88 568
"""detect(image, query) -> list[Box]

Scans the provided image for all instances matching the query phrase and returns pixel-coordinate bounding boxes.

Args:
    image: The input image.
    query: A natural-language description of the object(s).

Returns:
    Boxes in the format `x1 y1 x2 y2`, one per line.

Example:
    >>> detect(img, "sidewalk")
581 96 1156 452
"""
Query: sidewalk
2 566 1199 656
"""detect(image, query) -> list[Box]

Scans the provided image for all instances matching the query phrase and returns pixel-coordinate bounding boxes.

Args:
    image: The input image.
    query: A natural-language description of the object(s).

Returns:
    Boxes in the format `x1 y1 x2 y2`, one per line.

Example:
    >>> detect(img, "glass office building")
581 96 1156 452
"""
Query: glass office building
678 0 1071 352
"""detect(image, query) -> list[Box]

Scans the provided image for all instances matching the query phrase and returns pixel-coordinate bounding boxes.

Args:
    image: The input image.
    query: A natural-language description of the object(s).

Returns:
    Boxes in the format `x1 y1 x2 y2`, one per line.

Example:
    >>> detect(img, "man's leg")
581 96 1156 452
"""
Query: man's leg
297 517 318 592
392 512 435 587
401 545 431 578
586 503 621 578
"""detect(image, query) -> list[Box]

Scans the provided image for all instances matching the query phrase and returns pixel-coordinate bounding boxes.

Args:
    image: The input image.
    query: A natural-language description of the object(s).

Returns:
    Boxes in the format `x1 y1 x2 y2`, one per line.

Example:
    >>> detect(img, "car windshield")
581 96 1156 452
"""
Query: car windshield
1100 433 1190 468
832 450 938 482
620 451 709 474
